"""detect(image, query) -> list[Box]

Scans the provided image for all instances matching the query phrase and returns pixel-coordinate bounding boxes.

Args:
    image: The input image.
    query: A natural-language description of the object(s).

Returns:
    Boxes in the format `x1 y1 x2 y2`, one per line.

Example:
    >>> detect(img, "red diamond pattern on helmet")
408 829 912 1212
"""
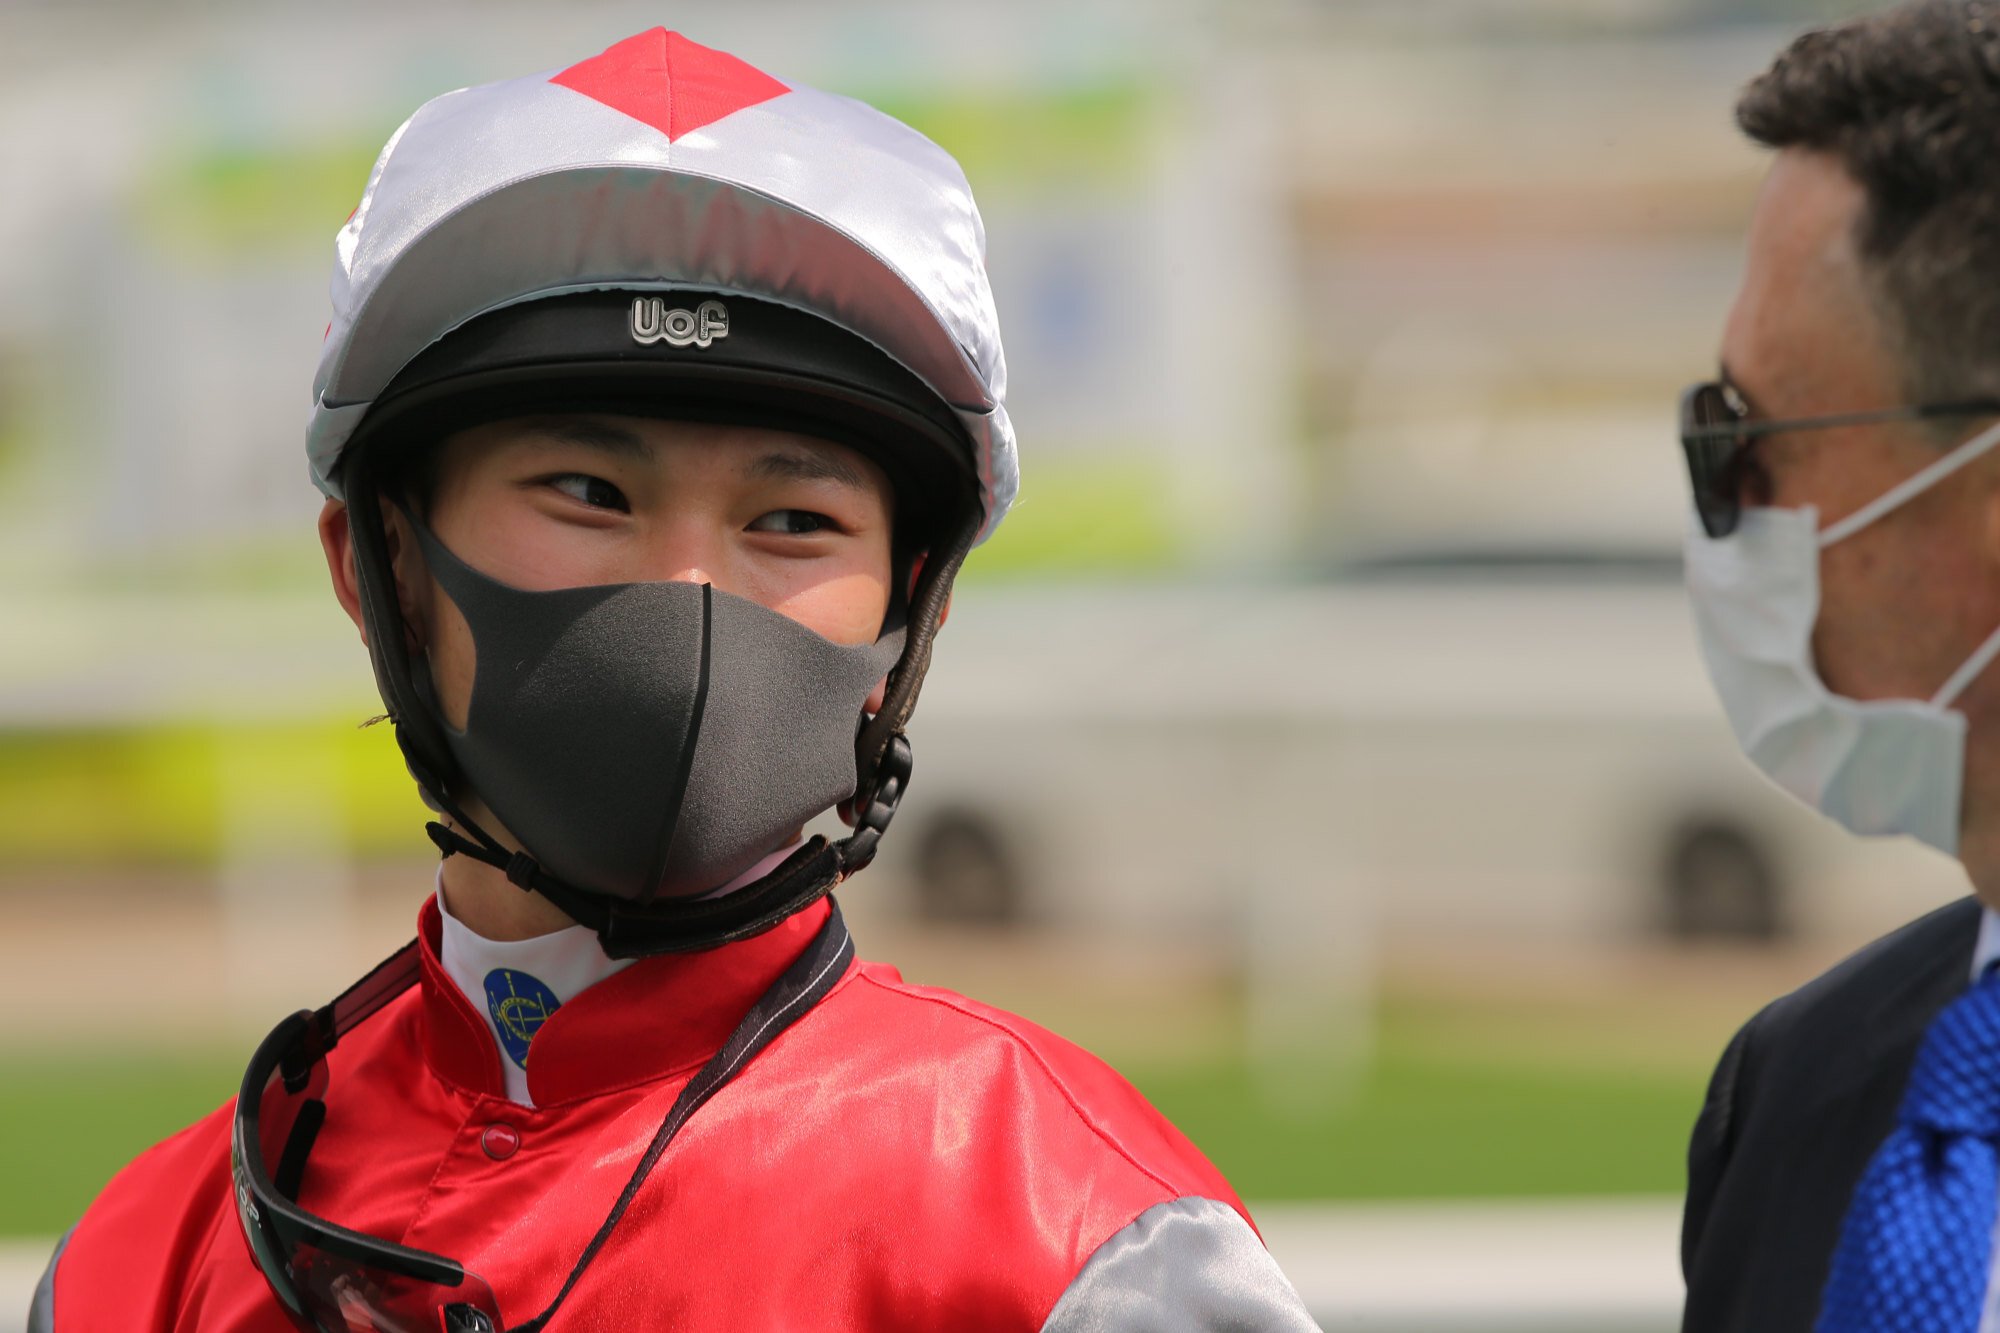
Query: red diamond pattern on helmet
550 29 789 142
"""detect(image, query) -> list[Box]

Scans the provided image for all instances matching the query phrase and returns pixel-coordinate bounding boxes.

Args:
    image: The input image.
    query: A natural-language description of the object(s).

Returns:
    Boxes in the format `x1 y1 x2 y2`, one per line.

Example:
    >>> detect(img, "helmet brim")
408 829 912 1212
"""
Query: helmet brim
339 289 980 551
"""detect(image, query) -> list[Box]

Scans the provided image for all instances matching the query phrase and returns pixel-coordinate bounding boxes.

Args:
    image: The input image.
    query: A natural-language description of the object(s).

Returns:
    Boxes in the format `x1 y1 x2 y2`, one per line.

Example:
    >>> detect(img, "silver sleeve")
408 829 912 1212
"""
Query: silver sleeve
26 1228 72 1333
1039 1197 1323 1332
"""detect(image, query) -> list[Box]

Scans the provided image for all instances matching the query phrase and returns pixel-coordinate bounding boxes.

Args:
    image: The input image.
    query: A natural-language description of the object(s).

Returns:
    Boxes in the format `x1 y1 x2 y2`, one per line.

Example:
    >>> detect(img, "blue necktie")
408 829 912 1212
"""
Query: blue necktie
1818 970 2000 1332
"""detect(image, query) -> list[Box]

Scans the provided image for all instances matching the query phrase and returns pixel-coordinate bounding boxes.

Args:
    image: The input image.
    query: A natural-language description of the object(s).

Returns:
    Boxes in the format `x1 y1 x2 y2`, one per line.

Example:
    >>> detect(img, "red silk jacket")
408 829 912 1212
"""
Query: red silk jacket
35 897 1319 1331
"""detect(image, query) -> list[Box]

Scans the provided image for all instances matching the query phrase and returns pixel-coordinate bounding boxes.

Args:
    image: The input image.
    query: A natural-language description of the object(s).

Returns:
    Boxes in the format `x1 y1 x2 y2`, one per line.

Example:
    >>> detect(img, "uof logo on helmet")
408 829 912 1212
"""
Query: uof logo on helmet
630 297 730 349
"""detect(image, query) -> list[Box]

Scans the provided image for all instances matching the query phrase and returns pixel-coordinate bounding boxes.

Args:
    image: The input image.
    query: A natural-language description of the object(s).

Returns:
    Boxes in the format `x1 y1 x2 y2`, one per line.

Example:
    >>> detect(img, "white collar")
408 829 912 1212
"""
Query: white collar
432 837 808 1105
436 877 634 1107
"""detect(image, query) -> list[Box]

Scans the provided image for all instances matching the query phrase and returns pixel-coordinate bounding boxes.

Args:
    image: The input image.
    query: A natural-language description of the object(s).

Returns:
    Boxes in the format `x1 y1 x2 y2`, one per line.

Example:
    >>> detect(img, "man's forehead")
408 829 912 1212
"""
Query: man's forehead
1747 151 1869 288
1725 149 1886 408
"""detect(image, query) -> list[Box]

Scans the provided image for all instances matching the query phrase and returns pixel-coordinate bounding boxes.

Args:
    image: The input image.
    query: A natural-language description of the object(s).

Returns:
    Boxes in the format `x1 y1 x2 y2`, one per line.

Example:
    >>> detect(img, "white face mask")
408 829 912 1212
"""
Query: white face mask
1683 418 2000 857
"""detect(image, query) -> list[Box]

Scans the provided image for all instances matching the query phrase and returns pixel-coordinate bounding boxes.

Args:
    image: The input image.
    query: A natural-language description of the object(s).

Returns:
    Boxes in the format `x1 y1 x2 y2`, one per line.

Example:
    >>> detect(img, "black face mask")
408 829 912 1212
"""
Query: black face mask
407 515 905 903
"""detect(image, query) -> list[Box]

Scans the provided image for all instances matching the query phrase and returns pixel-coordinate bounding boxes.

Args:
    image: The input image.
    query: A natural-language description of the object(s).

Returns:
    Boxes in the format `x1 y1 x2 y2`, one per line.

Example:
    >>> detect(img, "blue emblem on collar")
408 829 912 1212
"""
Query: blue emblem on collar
484 969 561 1071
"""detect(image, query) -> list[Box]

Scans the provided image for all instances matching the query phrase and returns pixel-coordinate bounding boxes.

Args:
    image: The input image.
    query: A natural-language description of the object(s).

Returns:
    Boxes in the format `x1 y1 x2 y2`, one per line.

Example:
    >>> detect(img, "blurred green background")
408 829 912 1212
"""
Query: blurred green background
0 1000 1711 1234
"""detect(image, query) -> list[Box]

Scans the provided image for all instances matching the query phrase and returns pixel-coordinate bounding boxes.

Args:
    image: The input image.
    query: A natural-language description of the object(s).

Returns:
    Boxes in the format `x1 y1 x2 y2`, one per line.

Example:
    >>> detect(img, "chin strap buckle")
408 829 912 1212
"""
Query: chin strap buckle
841 731 912 876
425 821 548 898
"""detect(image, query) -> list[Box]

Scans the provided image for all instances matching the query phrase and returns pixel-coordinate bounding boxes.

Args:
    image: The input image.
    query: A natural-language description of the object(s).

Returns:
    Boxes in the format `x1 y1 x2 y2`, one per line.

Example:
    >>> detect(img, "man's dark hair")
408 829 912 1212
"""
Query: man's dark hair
1739 0 2000 408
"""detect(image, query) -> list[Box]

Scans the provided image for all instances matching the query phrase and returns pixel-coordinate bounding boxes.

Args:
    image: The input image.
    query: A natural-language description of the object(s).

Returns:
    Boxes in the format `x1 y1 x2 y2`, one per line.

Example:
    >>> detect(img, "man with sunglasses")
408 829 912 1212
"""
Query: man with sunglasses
24 30 1319 1333
1677 3 2000 1331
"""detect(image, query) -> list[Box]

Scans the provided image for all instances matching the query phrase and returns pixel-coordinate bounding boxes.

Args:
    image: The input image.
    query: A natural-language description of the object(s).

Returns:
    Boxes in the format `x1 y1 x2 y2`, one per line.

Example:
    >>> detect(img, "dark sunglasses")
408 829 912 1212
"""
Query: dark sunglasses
1678 381 2000 538
231 944 501 1333
231 905 853 1333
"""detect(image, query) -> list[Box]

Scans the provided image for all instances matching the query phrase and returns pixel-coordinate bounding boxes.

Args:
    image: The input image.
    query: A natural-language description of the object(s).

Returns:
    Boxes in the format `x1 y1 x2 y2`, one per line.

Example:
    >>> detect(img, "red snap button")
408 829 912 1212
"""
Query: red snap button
480 1123 521 1161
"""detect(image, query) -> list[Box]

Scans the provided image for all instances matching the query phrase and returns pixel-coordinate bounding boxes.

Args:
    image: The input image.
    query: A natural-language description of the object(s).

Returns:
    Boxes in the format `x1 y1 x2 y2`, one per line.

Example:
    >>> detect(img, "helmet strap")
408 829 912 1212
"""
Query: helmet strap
853 511 978 808
343 455 463 796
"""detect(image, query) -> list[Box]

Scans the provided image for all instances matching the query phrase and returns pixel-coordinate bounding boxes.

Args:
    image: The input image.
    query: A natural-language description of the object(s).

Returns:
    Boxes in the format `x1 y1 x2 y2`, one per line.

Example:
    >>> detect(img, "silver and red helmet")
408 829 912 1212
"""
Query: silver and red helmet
310 27 1015 536
317 30 1015 952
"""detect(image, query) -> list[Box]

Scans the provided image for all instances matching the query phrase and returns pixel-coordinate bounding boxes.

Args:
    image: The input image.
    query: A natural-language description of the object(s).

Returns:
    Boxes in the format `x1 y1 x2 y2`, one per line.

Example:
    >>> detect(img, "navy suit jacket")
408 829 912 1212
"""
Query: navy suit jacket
1681 896 1981 1331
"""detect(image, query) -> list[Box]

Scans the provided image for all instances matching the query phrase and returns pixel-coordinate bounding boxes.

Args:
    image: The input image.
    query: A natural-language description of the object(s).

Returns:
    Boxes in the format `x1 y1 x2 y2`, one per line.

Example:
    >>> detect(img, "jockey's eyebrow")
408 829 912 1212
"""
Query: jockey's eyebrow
747 447 868 490
534 417 653 458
